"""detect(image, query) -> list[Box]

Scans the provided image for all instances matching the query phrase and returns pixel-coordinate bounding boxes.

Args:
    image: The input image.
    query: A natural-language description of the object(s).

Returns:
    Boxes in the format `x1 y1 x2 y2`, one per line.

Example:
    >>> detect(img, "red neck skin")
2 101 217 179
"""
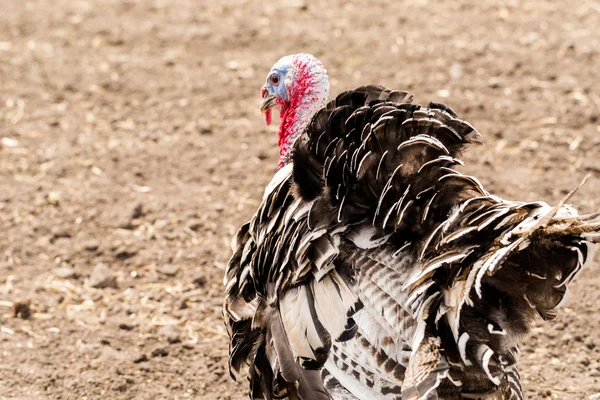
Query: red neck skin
274 64 314 169
276 100 295 169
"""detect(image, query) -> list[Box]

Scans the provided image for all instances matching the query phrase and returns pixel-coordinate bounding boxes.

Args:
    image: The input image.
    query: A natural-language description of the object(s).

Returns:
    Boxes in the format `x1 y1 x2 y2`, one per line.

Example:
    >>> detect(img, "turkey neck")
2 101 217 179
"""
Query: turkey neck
276 106 300 169
276 81 327 169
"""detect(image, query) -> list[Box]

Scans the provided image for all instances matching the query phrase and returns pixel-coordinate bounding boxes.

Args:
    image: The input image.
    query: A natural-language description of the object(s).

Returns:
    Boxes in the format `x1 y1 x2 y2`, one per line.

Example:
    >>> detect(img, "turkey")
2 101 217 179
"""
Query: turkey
223 53 600 400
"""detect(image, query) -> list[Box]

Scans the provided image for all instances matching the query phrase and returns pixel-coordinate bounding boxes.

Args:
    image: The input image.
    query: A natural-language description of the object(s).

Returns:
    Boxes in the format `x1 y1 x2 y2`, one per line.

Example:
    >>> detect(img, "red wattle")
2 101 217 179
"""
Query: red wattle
265 109 272 126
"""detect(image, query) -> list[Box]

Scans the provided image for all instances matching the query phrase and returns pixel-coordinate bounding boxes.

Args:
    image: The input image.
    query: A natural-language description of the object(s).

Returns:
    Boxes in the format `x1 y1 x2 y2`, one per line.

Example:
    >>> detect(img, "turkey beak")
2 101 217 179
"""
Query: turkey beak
260 88 277 113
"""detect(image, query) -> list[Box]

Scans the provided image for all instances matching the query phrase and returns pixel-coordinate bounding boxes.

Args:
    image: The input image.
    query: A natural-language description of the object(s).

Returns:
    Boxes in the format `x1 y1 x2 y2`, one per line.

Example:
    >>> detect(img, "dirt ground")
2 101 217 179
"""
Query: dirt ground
0 0 599 399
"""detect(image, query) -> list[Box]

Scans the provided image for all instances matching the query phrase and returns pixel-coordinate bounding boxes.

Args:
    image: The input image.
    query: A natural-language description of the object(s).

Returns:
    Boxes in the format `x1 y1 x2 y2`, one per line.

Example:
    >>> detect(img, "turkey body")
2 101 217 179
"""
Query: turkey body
223 86 600 400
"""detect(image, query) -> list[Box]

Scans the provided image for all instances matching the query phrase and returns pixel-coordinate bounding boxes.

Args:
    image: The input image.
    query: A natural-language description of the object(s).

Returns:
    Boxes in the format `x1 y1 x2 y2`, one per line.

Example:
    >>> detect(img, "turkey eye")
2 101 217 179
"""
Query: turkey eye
269 74 280 86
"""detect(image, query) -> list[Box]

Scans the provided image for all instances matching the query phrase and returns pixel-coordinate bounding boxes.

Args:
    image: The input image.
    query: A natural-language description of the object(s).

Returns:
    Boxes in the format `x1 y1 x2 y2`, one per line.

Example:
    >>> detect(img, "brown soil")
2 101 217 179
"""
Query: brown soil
1 1 599 399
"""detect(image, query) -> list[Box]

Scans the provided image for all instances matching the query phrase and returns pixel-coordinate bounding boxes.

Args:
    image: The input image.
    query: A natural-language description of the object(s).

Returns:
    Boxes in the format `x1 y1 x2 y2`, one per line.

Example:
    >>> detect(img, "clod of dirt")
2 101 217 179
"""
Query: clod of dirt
578 356 591 367
151 347 168 358
186 219 202 231
158 264 179 277
46 191 61 206
133 354 148 364
55 266 77 279
118 323 135 331
114 246 138 261
561 333 573 345
115 383 128 392
81 239 100 252
179 297 189 310
131 203 144 219
158 325 181 344
13 300 32 319
89 263 118 289
585 337 596 350
51 227 71 240
118 219 135 230
116 203 144 230
192 275 207 287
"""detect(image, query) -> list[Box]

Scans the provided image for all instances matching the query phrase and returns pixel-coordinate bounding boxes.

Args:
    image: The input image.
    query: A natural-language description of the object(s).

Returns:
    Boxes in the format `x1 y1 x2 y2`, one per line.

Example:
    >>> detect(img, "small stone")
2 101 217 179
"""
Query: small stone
82 239 100 252
200 128 212 135
554 322 566 331
561 333 573 345
90 263 118 289
168 335 181 344
46 192 61 206
115 246 138 261
158 325 180 344
51 227 71 240
131 203 144 219
119 323 134 331
179 297 189 310
55 266 77 279
118 218 134 230
115 383 127 392
579 356 590 367
151 347 168 358
164 231 179 240
585 337 596 350
133 354 148 364
186 219 202 231
158 264 179 277
13 300 32 319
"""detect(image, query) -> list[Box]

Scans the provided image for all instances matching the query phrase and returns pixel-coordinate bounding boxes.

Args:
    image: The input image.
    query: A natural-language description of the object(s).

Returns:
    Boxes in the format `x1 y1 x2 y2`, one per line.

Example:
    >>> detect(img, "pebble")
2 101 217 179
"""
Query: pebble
51 227 71 240
46 192 61 206
114 245 138 261
561 333 573 345
158 325 181 344
151 347 168 358
118 219 135 230
119 323 134 331
584 336 596 350
90 263 118 289
13 300 32 319
116 203 144 230
133 354 148 364
578 356 590 367
55 266 77 279
158 264 179 277
131 202 144 219
186 219 202 231
81 239 100 252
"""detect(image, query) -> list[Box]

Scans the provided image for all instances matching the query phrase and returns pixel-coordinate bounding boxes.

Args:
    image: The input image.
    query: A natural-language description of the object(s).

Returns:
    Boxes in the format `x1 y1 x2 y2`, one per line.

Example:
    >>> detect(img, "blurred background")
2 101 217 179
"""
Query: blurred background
0 0 599 399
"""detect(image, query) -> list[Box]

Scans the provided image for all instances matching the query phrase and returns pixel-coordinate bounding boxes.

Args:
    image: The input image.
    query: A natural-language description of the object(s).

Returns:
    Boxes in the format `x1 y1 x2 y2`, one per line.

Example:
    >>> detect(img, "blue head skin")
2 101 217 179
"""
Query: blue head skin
260 55 295 122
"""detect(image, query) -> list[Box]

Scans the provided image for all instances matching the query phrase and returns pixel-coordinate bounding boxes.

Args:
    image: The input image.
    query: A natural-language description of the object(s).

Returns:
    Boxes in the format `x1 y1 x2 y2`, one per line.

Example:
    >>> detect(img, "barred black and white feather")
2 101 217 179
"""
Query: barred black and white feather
224 85 600 399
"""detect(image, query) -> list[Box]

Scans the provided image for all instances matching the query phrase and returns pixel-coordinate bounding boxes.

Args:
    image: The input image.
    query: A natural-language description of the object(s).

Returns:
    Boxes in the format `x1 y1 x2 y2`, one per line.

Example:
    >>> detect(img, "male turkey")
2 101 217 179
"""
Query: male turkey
223 53 600 400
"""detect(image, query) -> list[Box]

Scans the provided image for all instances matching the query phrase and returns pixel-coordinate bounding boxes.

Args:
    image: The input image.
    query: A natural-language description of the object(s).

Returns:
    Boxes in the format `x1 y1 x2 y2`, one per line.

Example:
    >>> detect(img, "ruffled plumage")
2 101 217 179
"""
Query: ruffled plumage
224 85 600 400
